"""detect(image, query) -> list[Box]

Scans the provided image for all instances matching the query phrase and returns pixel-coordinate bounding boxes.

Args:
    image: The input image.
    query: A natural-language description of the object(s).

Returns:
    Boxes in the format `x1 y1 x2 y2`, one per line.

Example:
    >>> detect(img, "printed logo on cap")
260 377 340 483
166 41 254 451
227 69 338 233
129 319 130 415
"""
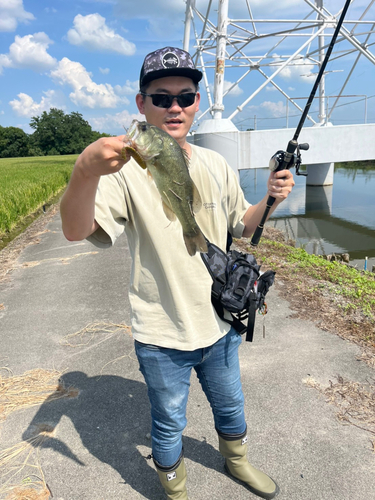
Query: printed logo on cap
162 51 180 69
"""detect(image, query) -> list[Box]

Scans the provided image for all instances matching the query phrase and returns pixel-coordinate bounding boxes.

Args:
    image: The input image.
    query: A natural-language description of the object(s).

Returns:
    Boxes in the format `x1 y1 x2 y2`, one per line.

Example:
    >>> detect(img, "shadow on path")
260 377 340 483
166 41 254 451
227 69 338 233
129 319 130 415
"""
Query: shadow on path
23 371 223 499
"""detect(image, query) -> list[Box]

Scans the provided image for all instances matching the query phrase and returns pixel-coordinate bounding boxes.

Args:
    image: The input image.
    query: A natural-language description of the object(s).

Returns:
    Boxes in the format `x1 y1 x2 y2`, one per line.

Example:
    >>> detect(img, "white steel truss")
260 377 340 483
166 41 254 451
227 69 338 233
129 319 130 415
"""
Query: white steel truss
183 0 375 128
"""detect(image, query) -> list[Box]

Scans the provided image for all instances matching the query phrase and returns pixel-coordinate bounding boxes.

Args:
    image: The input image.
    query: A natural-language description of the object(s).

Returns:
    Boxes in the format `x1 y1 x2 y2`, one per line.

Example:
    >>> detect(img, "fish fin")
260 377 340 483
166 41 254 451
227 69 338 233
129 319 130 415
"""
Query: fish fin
183 228 208 257
191 181 203 214
121 146 147 169
162 200 177 222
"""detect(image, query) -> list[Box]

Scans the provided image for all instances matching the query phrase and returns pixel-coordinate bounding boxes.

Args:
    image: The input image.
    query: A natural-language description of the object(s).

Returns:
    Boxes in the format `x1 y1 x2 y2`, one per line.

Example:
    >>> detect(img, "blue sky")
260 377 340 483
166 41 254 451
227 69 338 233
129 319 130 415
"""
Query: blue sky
0 0 374 135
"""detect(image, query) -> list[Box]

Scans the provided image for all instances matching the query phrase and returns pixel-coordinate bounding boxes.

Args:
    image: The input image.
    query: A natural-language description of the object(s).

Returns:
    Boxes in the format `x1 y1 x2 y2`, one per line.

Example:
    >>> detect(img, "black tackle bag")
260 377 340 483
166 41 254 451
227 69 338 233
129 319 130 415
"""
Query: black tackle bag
201 239 275 342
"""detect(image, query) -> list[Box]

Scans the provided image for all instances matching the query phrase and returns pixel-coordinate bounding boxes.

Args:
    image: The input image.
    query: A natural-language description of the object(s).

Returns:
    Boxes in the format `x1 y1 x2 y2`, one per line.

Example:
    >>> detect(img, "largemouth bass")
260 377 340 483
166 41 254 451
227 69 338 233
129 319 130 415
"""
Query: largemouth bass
122 120 208 257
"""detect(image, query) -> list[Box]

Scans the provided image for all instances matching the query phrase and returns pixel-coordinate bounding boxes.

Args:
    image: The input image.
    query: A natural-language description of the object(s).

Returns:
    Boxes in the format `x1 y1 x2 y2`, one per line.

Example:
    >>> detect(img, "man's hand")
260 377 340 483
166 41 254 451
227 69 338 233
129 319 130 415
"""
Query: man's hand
75 135 129 179
60 135 130 242
267 169 295 202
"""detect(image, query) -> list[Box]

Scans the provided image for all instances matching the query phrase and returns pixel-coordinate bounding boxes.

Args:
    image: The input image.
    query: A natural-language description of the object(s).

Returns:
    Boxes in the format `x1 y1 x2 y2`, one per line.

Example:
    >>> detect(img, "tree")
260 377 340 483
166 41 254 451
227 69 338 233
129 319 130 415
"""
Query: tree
91 130 113 142
0 126 30 158
30 109 98 156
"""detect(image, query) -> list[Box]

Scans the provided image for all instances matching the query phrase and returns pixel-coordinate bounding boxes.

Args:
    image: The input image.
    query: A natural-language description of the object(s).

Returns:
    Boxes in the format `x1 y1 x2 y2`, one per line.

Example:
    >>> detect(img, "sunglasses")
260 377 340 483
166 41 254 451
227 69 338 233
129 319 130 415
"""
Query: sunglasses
140 92 197 108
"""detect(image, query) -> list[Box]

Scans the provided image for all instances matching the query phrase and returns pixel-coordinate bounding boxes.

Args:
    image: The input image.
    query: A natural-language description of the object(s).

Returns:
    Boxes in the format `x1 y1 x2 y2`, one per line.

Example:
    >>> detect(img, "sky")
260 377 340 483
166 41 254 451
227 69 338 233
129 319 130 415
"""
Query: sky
0 0 374 136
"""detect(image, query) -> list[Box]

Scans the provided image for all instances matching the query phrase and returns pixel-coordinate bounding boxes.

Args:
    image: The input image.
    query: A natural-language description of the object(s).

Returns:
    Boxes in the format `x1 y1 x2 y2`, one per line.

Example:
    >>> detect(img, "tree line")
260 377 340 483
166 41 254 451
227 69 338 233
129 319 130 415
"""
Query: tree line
0 108 111 158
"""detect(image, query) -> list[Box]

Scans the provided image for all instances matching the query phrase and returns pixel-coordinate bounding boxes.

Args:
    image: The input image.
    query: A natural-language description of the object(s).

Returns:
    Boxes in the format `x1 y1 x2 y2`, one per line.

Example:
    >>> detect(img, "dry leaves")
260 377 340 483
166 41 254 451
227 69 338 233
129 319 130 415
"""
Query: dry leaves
304 375 375 451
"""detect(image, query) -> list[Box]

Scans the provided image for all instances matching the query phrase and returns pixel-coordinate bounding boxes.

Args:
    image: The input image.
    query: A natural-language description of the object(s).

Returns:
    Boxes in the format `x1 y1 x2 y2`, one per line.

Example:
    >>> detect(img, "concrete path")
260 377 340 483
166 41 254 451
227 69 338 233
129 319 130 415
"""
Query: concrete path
0 210 374 500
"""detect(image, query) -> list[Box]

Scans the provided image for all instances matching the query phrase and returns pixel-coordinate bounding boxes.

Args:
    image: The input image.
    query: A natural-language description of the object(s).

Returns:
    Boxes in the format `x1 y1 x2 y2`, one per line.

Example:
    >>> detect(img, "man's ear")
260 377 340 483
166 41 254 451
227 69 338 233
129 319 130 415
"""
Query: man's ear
195 92 201 112
136 93 145 115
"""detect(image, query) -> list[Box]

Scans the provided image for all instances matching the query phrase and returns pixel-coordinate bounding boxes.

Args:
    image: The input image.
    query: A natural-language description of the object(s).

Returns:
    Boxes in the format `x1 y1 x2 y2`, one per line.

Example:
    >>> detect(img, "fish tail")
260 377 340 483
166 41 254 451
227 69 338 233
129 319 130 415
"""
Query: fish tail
183 229 208 257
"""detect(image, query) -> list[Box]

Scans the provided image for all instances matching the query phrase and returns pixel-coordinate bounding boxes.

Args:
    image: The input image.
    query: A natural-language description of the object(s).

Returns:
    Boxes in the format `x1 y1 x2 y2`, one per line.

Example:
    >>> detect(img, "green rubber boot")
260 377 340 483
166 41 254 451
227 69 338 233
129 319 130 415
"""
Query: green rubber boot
154 453 188 500
218 430 279 499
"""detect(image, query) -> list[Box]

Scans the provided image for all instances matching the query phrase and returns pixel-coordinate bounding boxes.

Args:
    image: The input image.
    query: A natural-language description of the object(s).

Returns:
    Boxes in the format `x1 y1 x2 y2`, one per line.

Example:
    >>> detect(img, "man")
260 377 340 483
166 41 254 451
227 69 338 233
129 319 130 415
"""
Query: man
60 46 295 499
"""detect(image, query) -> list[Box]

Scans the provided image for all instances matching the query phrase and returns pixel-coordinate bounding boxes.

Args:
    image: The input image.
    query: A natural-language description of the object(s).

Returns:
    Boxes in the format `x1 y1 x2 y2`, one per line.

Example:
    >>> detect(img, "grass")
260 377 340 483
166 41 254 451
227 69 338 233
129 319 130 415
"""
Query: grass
236 227 375 352
0 368 78 423
0 156 77 238
0 368 78 499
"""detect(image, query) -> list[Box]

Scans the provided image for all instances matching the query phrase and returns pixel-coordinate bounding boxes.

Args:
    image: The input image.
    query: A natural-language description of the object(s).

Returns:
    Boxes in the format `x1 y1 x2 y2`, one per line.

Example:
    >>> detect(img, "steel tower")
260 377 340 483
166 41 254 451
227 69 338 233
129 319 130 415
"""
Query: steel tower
183 0 375 129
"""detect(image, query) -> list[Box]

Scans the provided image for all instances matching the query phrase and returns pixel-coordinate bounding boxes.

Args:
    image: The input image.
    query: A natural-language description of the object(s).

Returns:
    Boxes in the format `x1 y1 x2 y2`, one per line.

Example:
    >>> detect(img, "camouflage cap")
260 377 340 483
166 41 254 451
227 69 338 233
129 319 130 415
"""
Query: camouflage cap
139 46 203 88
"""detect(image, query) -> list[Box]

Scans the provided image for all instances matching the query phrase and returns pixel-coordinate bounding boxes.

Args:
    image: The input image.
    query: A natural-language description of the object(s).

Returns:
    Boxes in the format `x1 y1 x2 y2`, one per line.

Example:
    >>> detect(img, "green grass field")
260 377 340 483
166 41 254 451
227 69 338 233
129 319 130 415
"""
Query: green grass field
0 155 77 237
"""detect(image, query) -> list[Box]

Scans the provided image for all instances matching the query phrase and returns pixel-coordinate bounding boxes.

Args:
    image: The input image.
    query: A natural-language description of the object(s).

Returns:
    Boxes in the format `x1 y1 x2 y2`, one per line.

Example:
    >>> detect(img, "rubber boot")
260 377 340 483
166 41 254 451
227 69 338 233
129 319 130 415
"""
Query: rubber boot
218 429 279 499
154 452 188 500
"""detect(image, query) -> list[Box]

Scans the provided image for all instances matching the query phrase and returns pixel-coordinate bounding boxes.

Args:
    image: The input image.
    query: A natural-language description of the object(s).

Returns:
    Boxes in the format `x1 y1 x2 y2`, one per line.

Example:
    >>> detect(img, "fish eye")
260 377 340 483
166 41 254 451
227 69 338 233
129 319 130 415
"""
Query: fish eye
141 124 147 132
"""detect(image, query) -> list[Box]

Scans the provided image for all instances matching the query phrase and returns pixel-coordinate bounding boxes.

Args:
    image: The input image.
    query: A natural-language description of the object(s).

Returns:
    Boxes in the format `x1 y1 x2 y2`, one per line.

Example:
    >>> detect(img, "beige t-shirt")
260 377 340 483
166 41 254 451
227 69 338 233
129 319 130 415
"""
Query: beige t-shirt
87 144 250 350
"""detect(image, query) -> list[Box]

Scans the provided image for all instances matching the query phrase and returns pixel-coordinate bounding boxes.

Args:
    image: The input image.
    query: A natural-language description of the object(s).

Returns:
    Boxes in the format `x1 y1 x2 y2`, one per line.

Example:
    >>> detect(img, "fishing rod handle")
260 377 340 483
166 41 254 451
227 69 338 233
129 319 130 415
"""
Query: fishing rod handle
250 195 276 247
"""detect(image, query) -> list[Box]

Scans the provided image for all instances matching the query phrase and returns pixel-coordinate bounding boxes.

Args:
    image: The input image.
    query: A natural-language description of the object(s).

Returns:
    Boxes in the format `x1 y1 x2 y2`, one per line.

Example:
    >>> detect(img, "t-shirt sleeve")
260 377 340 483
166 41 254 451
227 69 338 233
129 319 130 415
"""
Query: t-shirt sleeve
226 164 251 238
86 172 128 248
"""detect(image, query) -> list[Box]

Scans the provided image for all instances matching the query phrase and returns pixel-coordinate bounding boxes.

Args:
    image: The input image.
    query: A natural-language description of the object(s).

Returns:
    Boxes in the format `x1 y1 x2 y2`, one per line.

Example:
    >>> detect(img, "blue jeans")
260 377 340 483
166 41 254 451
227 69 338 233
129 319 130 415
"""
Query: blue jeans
134 327 246 467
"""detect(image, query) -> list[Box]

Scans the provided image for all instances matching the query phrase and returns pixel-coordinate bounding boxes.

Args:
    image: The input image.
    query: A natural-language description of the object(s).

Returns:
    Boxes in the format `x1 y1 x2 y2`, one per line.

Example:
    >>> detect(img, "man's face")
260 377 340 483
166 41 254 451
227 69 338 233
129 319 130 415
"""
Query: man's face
136 76 200 148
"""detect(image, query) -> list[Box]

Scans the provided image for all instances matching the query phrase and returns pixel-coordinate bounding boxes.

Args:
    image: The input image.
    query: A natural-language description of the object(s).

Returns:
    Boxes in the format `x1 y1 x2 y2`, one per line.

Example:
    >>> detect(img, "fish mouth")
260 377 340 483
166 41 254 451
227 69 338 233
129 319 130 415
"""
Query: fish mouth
127 119 141 140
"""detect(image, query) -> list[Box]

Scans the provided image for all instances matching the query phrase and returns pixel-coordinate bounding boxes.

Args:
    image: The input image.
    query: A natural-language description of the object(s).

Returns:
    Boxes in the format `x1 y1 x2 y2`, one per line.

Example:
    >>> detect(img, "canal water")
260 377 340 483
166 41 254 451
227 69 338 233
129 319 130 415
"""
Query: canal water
240 164 375 271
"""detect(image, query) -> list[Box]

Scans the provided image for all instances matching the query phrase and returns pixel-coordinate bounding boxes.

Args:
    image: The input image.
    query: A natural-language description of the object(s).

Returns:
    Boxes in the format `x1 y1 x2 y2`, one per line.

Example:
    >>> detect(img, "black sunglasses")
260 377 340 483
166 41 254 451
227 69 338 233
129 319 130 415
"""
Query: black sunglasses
140 92 197 108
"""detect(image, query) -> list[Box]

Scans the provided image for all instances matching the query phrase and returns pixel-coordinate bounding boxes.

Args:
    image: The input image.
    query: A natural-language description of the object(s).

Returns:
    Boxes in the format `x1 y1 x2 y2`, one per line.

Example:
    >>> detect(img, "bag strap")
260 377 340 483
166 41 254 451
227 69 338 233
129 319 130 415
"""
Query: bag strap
201 238 262 342
211 296 257 342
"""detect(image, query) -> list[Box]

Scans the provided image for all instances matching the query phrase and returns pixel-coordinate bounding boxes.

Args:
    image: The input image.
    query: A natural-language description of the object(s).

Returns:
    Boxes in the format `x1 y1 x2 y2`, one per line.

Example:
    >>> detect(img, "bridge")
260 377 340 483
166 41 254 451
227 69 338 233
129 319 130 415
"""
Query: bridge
191 121 375 184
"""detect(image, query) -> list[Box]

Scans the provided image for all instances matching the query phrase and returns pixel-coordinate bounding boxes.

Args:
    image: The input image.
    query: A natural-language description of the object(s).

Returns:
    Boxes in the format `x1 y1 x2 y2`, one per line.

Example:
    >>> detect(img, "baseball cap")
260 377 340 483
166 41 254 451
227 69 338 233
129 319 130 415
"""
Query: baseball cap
139 47 203 88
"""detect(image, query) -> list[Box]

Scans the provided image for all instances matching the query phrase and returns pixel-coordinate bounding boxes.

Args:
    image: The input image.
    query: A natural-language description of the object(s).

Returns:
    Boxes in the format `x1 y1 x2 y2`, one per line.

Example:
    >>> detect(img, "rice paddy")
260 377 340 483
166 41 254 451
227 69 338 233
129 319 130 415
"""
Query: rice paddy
0 156 77 239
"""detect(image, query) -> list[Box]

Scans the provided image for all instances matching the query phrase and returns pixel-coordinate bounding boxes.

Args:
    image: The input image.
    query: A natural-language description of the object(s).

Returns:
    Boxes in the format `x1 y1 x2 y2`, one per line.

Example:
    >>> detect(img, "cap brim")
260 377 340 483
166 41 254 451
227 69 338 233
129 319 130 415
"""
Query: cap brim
141 67 203 87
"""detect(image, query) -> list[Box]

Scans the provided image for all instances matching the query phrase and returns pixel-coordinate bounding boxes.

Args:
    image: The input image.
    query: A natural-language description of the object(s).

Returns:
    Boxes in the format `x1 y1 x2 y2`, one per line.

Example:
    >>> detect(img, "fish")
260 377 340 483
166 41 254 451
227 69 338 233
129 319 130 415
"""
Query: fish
121 120 208 256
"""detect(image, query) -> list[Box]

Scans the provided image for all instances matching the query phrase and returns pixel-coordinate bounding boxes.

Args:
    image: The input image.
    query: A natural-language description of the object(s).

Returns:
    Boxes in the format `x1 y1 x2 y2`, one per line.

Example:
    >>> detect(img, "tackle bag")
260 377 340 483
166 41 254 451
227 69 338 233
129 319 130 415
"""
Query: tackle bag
201 240 275 342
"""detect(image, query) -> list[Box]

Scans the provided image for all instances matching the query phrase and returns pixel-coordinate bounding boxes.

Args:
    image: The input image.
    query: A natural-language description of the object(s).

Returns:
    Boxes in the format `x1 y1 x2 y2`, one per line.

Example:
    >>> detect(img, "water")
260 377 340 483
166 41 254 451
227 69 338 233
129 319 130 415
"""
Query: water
240 165 375 271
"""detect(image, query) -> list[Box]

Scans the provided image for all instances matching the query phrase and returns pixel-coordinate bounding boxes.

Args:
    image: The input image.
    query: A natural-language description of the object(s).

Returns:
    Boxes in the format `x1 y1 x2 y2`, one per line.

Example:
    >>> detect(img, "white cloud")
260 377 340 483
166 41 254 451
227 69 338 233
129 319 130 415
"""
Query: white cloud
266 86 277 92
0 32 57 73
100 67 110 75
223 80 243 97
51 57 129 108
67 14 136 55
0 54 11 74
9 90 62 117
261 100 287 117
90 109 144 134
114 80 139 95
0 0 34 32
208 80 243 97
272 54 315 82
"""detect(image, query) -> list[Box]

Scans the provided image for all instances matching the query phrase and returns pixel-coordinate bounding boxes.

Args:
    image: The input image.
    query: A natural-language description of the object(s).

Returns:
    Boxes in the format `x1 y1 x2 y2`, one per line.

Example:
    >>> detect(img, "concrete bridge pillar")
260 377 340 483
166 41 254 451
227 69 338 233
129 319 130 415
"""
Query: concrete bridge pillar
305 184 333 214
306 162 334 185
192 119 239 174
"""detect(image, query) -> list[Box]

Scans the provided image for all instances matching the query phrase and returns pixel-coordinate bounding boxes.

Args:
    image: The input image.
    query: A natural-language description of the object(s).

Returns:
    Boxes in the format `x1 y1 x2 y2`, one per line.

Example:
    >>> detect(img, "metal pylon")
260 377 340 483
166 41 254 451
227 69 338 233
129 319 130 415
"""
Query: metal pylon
183 0 375 128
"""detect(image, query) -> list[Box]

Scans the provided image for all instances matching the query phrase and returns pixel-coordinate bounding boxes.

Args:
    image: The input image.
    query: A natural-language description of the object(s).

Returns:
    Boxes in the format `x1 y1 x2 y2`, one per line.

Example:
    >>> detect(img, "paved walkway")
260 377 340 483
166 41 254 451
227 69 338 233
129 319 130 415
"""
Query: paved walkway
0 210 374 500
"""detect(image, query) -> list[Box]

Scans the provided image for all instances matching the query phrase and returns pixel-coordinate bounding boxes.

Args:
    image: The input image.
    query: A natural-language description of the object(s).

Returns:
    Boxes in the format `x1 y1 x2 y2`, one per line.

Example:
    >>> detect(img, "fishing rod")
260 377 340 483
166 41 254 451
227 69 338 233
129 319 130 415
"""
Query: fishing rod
250 0 352 247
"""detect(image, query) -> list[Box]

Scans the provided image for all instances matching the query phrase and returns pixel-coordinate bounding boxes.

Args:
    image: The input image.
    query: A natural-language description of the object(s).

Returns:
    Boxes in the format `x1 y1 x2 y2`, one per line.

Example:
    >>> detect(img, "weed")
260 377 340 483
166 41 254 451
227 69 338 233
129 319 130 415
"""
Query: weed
236 231 375 349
